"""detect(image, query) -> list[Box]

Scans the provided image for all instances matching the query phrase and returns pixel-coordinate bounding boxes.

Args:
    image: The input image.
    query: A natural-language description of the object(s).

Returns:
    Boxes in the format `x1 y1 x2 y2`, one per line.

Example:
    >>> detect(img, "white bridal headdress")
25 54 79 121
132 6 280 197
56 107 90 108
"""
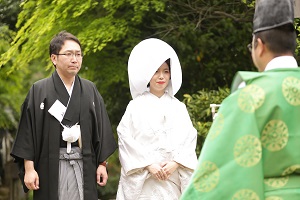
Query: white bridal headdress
128 38 182 99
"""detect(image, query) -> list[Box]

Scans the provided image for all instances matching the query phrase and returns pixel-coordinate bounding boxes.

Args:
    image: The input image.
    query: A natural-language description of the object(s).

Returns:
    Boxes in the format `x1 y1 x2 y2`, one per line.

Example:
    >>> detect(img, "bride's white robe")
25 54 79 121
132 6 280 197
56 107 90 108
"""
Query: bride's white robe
116 92 198 200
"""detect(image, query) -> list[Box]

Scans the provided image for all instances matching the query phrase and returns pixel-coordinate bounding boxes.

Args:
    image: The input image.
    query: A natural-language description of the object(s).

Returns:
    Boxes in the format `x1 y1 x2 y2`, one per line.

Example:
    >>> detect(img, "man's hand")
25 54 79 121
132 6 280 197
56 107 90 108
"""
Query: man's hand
146 163 168 180
24 160 39 190
161 161 179 178
96 164 108 186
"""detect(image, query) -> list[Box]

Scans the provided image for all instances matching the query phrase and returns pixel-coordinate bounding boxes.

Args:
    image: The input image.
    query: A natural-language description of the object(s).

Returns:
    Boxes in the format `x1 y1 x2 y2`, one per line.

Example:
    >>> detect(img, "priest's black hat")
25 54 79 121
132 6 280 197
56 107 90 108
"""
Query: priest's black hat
253 0 295 33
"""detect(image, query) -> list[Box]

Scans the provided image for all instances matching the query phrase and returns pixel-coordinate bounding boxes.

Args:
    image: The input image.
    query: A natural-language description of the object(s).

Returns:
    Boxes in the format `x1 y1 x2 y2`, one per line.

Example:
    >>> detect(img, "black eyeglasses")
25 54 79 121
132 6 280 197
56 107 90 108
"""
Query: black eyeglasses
247 43 252 53
55 52 83 59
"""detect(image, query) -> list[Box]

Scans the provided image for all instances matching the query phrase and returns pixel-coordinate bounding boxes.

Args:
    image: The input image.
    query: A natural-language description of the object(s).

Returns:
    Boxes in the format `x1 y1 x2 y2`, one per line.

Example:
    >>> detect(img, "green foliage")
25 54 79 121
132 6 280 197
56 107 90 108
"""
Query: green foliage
1 0 299 198
241 0 255 7
0 0 166 72
97 150 120 199
295 18 300 60
0 0 21 30
0 25 23 130
28 191 33 200
0 21 48 131
183 87 230 155
150 0 255 97
0 1 166 198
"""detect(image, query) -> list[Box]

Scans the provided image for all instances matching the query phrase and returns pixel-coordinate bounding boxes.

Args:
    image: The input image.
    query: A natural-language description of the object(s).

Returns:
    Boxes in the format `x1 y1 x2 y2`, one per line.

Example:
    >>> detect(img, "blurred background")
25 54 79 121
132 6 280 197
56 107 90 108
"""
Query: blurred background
0 0 299 199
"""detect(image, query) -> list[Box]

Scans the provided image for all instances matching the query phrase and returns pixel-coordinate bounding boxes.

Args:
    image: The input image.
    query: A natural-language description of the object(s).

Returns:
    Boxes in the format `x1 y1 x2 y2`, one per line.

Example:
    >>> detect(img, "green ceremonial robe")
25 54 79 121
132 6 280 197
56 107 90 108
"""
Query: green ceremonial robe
181 68 300 200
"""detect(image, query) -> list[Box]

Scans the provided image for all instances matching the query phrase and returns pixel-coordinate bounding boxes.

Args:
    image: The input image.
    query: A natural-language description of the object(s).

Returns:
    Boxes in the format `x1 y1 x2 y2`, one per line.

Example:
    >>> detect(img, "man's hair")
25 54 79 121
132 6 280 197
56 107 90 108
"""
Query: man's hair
49 31 81 56
254 24 296 56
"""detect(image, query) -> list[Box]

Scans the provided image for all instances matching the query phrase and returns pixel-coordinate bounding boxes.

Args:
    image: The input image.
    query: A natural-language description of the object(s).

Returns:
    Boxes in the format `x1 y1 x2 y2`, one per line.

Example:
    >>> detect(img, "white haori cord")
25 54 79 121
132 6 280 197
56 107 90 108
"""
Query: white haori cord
62 123 81 153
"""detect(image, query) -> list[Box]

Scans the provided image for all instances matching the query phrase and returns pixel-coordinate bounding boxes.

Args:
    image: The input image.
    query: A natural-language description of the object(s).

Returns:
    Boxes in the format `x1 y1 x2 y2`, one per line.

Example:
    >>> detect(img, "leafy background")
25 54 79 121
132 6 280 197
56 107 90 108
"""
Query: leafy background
0 0 299 198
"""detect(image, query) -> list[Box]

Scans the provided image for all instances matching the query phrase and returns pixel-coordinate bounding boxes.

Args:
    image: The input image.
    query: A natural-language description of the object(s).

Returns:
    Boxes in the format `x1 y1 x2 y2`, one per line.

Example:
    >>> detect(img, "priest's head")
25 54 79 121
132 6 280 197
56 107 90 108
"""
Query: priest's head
249 0 296 72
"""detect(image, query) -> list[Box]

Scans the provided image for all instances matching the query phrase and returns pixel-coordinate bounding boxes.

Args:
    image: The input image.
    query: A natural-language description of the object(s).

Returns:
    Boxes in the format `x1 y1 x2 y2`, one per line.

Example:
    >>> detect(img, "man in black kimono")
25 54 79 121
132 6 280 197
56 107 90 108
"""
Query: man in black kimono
10 31 118 200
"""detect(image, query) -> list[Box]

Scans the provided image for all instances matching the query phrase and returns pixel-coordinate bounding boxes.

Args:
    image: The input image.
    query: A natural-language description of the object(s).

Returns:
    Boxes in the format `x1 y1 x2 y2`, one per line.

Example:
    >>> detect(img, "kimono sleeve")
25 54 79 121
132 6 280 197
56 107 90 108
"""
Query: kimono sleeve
11 89 35 161
117 101 155 175
172 102 198 170
92 84 118 165
10 87 36 193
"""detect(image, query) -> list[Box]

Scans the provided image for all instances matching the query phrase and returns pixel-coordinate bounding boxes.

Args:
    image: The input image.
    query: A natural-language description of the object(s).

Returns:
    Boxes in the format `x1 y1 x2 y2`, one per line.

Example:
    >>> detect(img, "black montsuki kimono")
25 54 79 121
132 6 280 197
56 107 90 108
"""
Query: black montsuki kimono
11 70 118 200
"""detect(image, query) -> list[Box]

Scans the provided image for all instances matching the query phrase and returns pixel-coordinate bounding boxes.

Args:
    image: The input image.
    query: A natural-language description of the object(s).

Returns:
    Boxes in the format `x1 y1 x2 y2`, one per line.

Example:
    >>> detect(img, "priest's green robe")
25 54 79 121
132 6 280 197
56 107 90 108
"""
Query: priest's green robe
181 68 300 200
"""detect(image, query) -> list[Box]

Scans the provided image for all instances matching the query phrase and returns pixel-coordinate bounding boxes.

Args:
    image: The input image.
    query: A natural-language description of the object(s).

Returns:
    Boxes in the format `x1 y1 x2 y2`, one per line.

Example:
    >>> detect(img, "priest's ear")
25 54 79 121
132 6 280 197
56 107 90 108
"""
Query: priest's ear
50 54 57 68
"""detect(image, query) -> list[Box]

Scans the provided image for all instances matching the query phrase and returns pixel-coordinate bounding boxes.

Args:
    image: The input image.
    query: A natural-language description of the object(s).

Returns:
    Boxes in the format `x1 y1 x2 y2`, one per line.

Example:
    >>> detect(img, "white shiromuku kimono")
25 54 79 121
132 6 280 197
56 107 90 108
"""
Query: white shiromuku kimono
116 91 198 200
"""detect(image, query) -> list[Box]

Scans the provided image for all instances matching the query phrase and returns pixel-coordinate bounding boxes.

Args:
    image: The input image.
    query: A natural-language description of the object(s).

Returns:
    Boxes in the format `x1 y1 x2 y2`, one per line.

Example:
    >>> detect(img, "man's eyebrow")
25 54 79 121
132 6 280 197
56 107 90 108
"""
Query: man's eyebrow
63 50 82 52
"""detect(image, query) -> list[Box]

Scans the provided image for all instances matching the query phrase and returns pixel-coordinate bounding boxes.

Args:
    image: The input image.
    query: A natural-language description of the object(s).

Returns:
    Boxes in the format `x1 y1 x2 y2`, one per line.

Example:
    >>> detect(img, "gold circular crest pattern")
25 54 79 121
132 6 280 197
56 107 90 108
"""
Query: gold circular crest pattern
282 164 300 176
207 113 224 140
264 177 288 188
261 120 289 152
193 161 220 192
238 85 265 113
232 189 260 200
282 76 300 106
265 197 282 200
234 135 262 167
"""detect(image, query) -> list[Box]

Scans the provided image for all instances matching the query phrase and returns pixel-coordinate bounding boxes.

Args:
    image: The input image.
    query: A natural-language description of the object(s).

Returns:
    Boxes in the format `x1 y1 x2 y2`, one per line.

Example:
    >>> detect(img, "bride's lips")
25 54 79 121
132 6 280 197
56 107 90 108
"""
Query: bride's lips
157 81 165 84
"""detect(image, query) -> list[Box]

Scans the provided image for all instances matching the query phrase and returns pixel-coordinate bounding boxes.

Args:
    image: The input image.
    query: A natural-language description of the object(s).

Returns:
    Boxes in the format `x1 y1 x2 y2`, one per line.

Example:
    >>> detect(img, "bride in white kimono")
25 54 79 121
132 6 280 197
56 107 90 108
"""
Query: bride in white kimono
116 38 198 200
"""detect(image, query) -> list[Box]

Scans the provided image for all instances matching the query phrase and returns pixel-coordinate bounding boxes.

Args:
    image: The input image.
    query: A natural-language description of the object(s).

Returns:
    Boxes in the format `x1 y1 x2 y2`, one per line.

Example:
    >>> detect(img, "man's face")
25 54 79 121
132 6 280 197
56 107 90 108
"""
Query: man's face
51 40 82 79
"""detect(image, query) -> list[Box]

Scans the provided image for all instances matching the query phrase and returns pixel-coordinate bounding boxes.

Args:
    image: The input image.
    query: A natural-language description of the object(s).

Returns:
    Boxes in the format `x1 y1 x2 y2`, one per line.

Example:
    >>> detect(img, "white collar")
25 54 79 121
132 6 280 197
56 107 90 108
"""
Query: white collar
58 74 75 96
237 56 298 89
264 56 298 71
66 80 75 96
